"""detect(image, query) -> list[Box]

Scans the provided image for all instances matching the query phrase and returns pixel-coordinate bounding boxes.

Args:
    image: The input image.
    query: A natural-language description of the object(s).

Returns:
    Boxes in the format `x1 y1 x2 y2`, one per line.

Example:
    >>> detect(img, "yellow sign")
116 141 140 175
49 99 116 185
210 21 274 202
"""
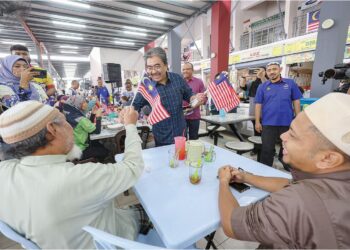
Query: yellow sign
284 37 317 55
229 54 240 64
200 60 210 69
347 26 350 44
285 51 315 64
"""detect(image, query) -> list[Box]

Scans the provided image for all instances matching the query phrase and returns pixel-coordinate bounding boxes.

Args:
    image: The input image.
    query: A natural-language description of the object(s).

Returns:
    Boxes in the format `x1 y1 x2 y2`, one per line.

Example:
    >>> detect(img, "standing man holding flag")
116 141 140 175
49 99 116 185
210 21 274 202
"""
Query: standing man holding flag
132 47 206 147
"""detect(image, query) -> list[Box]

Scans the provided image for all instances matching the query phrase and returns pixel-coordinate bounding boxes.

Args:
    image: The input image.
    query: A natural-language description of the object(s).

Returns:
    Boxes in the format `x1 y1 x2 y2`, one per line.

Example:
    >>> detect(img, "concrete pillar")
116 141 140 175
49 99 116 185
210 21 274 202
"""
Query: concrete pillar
89 47 102 86
284 0 299 39
210 0 231 81
167 30 182 75
310 1 350 98
200 14 210 59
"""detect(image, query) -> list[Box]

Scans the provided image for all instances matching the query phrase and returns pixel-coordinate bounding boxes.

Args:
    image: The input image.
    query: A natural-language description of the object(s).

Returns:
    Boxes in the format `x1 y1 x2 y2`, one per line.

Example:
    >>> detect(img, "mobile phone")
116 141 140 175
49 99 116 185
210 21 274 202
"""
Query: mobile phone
248 68 260 75
229 182 250 193
32 69 47 79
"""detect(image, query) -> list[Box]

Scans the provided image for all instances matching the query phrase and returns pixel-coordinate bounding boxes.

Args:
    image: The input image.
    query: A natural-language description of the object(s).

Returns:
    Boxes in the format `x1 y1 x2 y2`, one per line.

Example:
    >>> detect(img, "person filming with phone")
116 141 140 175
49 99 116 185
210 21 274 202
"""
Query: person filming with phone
0 55 41 108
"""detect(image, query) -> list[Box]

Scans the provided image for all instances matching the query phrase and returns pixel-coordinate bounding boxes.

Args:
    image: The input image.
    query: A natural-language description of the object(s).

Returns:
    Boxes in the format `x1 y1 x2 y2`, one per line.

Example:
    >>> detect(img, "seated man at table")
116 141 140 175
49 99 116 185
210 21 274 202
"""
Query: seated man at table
62 95 108 162
0 101 148 249
218 93 350 248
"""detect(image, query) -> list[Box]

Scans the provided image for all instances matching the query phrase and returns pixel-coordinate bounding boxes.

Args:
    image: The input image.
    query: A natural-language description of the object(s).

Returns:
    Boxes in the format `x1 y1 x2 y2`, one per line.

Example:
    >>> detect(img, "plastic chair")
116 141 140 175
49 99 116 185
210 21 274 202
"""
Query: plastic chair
0 220 40 249
83 226 165 249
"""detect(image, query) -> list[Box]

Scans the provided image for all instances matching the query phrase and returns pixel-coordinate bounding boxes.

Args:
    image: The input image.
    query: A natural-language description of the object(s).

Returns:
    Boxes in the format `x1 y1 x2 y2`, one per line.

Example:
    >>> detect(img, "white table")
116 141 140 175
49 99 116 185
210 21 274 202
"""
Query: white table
115 144 290 249
90 122 151 141
201 114 255 142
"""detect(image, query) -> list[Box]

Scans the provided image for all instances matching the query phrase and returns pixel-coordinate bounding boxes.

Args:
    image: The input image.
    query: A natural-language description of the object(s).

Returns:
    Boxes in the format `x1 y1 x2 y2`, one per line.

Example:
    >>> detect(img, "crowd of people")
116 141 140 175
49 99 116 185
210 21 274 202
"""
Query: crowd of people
0 45 349 249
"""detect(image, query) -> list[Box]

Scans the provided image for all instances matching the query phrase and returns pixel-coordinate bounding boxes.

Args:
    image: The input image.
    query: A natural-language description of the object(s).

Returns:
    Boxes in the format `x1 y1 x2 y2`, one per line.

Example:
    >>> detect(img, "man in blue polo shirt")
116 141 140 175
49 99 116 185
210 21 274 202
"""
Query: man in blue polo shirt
96 77 110 105
255 62 302 169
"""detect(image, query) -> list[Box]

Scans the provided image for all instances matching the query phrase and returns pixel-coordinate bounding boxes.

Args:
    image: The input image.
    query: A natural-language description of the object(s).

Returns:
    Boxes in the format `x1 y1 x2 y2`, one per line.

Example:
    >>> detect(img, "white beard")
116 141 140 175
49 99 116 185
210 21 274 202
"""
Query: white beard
66 144 83 161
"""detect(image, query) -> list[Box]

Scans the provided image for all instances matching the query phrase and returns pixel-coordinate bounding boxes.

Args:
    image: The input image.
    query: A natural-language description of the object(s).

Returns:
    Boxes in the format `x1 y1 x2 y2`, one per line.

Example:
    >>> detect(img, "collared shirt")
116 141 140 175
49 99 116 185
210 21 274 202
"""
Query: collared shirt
255 78 302 126
133 72 194 146
231 168 350 248
97 86 110 105
0 125 144 249
183 76 206 120
67 87 78 96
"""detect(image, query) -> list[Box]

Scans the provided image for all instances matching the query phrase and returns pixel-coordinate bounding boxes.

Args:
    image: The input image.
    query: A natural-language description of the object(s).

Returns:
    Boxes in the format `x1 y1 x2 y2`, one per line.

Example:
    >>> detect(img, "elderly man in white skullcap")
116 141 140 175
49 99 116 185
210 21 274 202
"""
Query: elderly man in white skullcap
0 101 148 248
218 93 350 248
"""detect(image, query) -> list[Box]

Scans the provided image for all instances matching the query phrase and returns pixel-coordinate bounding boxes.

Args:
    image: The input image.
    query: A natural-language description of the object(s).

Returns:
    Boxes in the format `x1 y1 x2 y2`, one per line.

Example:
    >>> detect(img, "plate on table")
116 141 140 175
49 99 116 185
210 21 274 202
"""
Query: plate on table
107 124 124 130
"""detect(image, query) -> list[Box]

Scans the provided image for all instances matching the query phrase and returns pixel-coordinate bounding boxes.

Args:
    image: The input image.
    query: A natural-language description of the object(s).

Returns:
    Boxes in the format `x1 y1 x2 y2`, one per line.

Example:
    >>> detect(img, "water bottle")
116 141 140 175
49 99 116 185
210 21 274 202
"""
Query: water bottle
219 109 226 118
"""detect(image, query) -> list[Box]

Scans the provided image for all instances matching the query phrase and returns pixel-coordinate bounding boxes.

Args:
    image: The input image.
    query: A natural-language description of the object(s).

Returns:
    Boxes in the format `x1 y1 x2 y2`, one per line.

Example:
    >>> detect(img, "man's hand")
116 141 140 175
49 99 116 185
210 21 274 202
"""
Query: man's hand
230 168 246 183
255 121 262 133
122 106 138 125
20 67 38 89
218 165 233 184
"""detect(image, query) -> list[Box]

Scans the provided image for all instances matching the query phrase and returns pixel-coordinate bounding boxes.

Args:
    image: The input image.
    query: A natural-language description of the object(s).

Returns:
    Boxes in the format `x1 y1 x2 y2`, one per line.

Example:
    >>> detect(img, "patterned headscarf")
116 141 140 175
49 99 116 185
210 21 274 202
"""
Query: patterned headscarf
65 95 85 110
0 55 28 85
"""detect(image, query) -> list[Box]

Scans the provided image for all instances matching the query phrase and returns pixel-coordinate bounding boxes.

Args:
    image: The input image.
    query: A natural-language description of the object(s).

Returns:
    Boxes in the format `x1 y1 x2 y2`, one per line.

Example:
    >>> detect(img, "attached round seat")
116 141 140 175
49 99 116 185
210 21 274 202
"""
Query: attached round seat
207 126 226 132
247 136 262 144
248 136 262 161
225 141 254 155
198 128 208 137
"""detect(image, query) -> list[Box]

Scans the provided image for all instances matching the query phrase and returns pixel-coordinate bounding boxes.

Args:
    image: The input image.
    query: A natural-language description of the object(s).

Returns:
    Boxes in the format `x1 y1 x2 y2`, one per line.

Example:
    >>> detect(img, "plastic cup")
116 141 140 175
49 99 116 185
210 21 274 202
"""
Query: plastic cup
189 161 202 184
174 136 186 160
168 148 179 168
203 145 216 163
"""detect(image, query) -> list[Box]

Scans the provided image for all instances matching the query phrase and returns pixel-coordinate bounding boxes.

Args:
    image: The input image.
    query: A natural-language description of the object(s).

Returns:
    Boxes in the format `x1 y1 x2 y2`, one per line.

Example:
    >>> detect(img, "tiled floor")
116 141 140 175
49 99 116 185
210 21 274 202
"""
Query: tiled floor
0 123 287 249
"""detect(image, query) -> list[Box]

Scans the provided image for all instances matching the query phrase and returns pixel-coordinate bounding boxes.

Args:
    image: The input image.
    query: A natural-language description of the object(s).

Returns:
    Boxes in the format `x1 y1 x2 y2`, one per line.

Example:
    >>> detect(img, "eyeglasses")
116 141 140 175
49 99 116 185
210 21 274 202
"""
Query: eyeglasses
266 62 280 67
146 64 163 72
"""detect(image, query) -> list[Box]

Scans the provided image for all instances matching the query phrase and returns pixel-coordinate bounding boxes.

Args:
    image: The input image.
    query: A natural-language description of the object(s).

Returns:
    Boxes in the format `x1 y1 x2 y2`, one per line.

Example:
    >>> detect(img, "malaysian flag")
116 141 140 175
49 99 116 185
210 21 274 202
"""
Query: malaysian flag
306 10 320 33
138 75 170 125
208 72 240 112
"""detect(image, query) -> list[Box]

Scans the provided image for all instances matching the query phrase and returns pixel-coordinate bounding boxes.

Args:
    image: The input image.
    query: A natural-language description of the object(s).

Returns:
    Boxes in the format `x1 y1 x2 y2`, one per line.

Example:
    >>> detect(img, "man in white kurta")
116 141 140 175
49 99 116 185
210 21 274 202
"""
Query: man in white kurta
0 101 144 249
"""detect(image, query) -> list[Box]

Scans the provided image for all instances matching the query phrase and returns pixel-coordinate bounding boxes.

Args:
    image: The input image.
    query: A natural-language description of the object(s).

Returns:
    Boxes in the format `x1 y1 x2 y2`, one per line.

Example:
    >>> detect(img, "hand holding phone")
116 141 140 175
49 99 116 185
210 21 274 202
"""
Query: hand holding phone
31 68 47 79
229 182 250 193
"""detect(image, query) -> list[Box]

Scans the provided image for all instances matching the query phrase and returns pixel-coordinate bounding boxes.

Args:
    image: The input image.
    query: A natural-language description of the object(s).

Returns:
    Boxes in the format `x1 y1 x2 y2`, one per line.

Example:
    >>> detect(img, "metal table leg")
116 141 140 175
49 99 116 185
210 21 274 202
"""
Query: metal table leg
228 124 244 142
205 231 217 249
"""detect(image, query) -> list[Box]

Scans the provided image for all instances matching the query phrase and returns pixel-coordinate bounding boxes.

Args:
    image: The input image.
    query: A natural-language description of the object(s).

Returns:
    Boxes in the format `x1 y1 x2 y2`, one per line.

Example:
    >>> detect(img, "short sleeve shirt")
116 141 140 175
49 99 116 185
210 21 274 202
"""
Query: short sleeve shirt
255 78 302 126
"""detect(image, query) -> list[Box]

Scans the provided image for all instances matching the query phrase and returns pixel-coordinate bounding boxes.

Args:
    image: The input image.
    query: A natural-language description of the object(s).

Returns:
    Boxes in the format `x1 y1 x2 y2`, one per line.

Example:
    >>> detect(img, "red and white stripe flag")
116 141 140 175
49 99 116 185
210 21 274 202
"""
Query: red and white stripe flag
208 72 240 112
138 76 170 125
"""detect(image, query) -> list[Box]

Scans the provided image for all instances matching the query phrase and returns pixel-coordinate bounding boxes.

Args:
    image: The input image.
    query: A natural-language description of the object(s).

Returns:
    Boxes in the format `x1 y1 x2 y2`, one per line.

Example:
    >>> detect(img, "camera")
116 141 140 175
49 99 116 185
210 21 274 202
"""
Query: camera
31 68 47 79
319 63 350 84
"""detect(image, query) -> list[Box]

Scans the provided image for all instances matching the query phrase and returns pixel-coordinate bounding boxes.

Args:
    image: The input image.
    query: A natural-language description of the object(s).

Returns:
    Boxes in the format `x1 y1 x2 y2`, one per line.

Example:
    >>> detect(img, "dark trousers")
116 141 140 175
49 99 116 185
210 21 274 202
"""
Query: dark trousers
186 119 200 140
82 141 109 162
260 125 289 169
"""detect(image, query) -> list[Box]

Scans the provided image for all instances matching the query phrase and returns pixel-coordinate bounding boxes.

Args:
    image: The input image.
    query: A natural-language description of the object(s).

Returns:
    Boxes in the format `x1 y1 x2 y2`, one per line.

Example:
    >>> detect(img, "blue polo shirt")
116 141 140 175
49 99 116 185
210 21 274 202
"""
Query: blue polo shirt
255 78 302 126
96 86 110 105
133 72 194 146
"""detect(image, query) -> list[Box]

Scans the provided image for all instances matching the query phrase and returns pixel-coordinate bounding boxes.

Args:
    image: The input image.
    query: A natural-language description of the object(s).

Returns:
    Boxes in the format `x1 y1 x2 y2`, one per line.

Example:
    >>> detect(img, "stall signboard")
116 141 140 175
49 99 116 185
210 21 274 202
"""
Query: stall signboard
347 27 350 44
285 51 315 64
200 60 211 70
345 46 350 59
229 44 283 64
284 37 317 55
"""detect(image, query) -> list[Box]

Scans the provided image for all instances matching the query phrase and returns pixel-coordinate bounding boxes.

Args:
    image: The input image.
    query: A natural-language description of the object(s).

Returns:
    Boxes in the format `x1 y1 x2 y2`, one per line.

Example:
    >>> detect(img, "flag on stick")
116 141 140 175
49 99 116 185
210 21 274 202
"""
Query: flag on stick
137 75 170 125
208 72 240 112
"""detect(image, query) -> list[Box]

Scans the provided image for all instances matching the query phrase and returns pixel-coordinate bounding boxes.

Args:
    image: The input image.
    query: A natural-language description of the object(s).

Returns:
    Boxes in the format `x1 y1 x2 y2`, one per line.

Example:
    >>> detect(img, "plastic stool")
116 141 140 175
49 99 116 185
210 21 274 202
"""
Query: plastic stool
225 141 254 155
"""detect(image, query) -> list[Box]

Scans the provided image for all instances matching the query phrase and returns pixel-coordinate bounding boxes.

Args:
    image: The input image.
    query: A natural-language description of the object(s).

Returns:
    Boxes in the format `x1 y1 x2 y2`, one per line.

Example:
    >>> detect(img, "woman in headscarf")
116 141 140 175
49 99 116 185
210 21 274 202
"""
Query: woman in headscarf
0 55 40 108
62 95 109 162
